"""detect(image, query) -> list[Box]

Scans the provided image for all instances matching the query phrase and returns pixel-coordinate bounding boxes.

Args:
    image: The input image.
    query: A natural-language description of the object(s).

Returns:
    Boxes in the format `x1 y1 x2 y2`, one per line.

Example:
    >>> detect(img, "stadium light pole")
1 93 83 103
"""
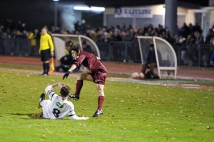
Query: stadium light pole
53 0 59 28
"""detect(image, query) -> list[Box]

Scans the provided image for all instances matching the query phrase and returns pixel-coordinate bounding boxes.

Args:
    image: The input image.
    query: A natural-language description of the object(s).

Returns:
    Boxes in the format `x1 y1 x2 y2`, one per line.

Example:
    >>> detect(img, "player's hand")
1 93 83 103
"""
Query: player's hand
51 52 54 57
58 82 65 87
63 71 71 80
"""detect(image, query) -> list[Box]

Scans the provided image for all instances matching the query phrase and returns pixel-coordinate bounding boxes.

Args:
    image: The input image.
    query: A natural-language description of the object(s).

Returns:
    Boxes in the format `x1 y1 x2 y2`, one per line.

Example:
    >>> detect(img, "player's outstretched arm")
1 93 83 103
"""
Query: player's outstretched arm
45 82 65 94
52 82 65 88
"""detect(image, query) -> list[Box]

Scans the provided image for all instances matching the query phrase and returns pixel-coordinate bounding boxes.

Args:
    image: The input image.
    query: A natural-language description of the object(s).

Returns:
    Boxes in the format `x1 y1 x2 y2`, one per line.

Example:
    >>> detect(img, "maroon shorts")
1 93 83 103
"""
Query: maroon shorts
90 70 107 85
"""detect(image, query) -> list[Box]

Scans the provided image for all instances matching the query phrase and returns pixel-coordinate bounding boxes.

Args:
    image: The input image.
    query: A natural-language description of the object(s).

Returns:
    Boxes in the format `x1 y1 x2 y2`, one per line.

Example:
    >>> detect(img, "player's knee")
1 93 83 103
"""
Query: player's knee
98 89 104 96
77 74 81 80
97 86 104 96
77 73 85 80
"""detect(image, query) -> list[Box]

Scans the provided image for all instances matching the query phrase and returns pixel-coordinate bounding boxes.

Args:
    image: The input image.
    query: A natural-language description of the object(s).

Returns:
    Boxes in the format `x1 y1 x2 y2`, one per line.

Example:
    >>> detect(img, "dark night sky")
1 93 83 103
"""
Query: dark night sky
0 0 210 30
62 0 209 7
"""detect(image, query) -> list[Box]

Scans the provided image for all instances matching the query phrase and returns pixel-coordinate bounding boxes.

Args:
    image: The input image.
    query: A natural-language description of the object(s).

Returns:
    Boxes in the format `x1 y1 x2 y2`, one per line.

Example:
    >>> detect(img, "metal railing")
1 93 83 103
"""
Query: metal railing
173 44 213 67
0 38 39 56
96 42 141 63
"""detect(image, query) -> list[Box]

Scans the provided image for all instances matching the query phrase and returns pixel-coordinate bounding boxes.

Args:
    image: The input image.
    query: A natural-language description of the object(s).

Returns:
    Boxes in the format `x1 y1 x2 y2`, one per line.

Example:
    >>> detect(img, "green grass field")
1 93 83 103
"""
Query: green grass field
0 68 214 142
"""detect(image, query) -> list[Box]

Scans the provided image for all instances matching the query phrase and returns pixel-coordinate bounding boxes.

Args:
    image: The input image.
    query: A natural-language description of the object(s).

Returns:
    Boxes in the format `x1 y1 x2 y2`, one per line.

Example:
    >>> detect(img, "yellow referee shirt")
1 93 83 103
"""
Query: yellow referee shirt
39 33 54 53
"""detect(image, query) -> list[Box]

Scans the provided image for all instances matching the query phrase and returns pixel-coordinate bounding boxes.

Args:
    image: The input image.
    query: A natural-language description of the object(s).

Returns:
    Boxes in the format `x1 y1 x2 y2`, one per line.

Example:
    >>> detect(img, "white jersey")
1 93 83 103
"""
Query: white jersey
41 85 76 119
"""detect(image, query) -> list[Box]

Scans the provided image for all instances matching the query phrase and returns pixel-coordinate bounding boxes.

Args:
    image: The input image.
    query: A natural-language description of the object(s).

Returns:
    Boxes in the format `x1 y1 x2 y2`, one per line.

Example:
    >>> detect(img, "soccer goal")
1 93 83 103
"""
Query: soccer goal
137 36 177 79
51 34 101 61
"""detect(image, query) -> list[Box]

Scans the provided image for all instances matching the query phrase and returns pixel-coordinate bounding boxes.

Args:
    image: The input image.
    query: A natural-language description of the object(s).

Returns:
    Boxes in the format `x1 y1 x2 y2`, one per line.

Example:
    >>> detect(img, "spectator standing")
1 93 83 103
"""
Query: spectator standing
27 30 36 56
80 19 87 34
22 30 29 56
111 29 122 41
74 21 80 32
15 30 24 56
82 40 92 53
180 23 189 39
205 30 213 44
96 30 105 43
189 23 194 36
186 34 195 66
85 28 92 38
192 30 204 63
4 28 15 55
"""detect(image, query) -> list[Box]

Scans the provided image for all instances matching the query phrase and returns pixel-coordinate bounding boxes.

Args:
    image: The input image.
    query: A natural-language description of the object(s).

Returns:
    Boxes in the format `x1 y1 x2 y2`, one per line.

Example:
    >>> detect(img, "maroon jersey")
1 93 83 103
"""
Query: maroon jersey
74 52 107 73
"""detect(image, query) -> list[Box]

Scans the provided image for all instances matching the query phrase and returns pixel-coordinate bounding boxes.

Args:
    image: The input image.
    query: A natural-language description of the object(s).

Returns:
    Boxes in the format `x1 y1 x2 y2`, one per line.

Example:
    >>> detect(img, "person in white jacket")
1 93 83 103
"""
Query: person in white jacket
33 82 89 120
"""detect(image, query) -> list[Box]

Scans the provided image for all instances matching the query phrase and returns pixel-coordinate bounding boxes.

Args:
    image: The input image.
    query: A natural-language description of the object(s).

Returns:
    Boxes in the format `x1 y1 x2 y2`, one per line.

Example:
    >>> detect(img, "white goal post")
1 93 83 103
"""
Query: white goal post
137 36 177 79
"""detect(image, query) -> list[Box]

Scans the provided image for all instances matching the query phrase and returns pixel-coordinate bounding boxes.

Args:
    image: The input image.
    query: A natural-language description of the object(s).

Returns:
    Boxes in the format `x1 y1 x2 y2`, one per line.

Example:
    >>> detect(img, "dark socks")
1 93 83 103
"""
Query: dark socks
43 63 49 74
98 96 104 110
42 63 45 74
46 63 50 74
75 80 83 96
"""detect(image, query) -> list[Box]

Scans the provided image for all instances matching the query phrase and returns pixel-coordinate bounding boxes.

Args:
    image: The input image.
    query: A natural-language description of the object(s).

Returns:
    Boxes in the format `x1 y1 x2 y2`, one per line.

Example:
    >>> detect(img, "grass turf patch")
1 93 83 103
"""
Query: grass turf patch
0 63 41 70
0 63 130 78
0 69 214 141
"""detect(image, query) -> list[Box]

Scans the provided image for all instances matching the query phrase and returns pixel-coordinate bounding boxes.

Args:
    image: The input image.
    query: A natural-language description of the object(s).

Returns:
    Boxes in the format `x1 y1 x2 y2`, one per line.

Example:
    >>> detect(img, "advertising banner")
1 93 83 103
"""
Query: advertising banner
114 7 153 18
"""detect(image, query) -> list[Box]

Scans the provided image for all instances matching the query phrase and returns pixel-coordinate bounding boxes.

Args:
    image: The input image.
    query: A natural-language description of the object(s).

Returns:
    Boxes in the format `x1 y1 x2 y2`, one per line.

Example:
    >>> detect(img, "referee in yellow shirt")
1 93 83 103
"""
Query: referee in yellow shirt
39 27 54 76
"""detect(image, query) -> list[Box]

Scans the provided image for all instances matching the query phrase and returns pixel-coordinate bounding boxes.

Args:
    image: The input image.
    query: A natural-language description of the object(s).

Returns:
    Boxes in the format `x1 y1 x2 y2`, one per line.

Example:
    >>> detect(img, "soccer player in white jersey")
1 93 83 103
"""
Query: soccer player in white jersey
34 82 89 120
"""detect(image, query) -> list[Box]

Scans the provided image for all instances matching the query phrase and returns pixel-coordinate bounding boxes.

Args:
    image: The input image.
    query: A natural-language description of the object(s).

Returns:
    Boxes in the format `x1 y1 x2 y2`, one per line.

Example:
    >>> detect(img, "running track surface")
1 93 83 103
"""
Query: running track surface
0 56 213 81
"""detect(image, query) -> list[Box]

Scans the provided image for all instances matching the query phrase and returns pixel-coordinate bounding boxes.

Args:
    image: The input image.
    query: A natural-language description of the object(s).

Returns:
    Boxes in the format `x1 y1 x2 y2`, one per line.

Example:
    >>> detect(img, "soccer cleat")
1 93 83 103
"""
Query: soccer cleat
38 93 45 108
69 94 79 101
92 110 103 117
40 73 48 76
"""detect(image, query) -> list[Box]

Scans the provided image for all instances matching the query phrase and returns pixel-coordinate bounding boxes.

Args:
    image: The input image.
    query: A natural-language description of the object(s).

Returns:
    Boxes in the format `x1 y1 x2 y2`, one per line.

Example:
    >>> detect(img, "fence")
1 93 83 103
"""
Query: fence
0 38 213 67
173 44 213 67
96 42 141 63
0 38 39 56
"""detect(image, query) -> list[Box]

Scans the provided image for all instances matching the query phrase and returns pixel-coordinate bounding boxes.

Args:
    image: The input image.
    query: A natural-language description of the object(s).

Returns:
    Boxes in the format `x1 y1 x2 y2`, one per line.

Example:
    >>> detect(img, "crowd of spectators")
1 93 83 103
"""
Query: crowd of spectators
0 18 214 66
1 18 213 46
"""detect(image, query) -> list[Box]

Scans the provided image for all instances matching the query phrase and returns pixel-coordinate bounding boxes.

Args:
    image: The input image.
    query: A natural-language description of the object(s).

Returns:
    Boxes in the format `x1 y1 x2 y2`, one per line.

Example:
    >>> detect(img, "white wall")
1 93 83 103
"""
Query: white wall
104 5 195 29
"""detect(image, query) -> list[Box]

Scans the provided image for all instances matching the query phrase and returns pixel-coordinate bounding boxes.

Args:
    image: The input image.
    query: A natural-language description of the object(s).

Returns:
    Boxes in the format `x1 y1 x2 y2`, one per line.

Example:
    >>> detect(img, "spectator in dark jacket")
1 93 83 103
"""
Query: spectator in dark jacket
55 41 79 72
140 44 157 78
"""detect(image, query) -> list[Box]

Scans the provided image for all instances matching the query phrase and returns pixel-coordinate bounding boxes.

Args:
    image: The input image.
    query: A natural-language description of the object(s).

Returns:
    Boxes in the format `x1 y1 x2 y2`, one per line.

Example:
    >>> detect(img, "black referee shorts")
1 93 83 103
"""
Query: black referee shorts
41 49 50 62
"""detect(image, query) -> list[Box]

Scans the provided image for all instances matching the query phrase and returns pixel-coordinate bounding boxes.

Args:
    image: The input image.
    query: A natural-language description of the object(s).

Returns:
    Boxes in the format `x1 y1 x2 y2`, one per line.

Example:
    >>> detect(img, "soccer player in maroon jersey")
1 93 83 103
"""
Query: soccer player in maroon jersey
63 44 107 117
